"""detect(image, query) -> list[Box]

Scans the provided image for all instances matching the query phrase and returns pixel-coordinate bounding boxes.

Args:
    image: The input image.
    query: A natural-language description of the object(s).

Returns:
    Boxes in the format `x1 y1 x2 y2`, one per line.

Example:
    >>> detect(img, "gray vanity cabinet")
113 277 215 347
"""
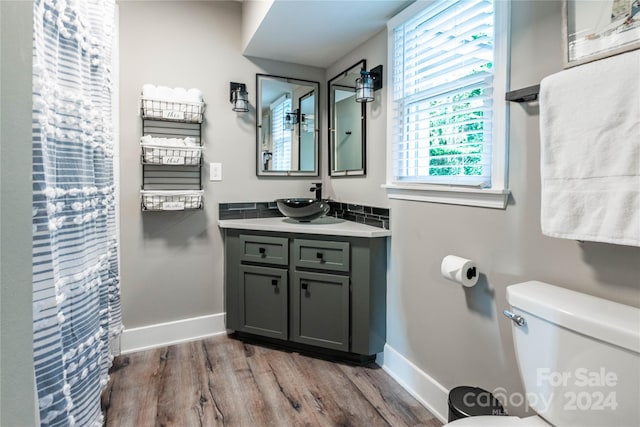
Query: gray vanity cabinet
224 228 387 358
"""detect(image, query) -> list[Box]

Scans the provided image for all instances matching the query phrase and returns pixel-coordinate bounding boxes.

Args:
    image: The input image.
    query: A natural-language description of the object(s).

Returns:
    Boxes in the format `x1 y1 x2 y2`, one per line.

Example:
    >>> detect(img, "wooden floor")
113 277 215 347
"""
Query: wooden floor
102 334 442 427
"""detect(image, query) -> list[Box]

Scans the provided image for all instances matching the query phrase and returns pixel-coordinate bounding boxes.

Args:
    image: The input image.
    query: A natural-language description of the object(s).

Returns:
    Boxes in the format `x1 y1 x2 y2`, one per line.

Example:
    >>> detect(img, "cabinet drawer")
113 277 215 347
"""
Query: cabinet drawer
240 234 288 266
293 239 349 272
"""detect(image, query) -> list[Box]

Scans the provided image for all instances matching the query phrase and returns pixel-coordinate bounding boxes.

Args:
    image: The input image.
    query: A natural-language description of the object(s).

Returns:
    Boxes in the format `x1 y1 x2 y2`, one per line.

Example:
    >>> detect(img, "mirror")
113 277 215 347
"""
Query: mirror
328 60 366 176
256 74 319 176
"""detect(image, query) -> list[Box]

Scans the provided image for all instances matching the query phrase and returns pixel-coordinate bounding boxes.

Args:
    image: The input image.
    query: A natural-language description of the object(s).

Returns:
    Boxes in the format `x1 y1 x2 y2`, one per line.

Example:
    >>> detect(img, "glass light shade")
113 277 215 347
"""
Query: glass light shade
284 113 294 131
231 87 249 112
355 72 374 103
285 111 299 131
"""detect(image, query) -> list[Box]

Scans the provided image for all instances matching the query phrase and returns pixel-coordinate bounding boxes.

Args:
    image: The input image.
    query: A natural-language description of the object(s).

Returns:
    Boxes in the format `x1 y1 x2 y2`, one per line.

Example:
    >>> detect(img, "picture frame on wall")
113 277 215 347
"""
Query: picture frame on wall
562 0 640 68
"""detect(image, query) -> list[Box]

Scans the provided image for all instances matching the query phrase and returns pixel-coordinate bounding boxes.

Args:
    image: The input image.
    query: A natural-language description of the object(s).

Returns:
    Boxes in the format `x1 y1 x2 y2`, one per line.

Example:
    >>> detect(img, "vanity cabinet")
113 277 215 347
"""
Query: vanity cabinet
224 228 387 359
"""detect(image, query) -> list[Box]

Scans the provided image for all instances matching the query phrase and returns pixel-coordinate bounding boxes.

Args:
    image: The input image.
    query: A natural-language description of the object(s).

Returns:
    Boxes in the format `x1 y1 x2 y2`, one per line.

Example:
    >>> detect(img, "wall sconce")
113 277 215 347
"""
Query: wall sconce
284 109 305 131
230 82 249 112
355 65 383 103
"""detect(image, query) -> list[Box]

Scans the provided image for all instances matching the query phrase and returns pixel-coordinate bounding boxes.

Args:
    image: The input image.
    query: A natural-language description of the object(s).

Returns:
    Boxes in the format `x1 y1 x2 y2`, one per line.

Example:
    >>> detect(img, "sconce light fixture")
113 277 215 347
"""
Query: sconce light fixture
284 109 305 131
355 65 383 103
230 82 249 112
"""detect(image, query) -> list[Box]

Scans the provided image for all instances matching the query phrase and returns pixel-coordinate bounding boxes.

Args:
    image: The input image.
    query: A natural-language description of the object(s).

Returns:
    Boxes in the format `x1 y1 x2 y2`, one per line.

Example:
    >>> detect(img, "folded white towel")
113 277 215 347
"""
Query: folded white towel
539 50 640 247
156 86 174 101
187 88 203 102
140 136 198 147
174 87 188 102
142 84 157 98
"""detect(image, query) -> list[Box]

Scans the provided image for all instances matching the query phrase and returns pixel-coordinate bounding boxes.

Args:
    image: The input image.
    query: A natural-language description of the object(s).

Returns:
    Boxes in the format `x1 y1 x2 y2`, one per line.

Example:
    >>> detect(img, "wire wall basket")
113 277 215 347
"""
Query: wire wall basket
141 143 202 166
141 190 203 211
141 97 205 123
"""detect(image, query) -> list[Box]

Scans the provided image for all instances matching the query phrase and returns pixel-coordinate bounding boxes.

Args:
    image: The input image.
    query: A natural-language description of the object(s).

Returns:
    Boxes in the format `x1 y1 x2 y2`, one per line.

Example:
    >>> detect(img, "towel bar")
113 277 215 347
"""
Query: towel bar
505 84 540 103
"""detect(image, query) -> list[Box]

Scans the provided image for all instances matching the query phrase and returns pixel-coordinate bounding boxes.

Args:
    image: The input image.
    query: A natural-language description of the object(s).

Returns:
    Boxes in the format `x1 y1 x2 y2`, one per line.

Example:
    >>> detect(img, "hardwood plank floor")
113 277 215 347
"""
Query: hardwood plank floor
102 334 443 427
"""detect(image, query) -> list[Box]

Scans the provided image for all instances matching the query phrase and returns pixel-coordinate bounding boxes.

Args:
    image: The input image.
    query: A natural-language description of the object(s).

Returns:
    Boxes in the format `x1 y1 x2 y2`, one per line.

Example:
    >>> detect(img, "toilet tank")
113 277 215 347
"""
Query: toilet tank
506 281 640 427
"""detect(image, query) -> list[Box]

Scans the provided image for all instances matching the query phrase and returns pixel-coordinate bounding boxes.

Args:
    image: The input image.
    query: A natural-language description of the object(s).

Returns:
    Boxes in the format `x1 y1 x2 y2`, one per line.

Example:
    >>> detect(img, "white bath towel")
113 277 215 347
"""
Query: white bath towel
539 50 640 247
187 88 203 102
142 84 157 98
156 86 174 101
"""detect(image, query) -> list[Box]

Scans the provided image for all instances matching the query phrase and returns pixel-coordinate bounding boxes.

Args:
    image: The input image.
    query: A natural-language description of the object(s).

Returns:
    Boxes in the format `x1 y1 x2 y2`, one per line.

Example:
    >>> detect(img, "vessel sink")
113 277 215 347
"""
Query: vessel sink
275 198 331 222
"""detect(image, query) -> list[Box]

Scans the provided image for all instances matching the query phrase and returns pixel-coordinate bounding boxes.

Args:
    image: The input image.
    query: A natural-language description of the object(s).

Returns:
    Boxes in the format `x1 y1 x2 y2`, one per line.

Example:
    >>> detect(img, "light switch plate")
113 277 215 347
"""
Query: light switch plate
210 162 222 181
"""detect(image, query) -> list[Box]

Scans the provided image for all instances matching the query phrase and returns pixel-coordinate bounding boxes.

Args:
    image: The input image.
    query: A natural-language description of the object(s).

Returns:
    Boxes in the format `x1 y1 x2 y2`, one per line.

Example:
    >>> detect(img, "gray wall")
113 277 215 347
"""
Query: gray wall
324 29 388 207
118 1 325 328
327 0 640 416
0 2 39 425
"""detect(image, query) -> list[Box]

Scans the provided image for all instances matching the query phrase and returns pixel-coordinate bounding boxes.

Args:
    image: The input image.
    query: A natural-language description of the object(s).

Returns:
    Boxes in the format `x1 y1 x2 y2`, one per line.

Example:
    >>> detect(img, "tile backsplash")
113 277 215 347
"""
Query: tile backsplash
218 202 282 220
328 202 390 230
219 201 390 230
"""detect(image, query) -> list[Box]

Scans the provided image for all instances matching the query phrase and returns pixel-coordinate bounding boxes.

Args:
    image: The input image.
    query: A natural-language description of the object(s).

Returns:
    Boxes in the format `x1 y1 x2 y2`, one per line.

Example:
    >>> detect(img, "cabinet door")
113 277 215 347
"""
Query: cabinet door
291 271 349 351
239 265 288 339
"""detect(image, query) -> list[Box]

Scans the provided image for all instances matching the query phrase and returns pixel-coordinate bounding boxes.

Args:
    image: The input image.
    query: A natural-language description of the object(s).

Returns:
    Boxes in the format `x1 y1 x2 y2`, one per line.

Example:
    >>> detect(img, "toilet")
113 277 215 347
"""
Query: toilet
446 281 640 426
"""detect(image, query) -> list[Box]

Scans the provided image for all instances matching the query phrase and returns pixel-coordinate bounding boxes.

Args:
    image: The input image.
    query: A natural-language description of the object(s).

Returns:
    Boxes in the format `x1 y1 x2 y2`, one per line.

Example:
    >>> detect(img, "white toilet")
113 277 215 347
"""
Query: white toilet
446 280 640 426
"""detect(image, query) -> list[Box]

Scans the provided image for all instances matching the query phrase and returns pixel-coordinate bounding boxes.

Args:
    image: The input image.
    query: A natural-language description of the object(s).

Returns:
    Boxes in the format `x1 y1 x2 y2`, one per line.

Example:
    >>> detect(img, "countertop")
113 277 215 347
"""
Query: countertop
218 217 391 238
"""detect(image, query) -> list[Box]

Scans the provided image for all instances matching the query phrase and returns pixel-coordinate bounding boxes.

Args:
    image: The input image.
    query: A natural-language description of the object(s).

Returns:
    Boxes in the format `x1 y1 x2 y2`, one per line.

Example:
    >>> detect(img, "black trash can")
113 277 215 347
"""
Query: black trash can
448 386 507 422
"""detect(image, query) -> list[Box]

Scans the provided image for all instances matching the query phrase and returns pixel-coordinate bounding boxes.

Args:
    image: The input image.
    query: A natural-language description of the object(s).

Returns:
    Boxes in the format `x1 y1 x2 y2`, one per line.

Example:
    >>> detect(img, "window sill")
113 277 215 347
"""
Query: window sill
383 183 510 209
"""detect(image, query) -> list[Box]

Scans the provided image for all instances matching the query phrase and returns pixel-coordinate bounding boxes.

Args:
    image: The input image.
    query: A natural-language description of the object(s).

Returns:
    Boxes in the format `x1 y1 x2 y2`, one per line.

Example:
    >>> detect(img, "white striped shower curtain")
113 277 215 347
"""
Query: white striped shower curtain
32 0 121 425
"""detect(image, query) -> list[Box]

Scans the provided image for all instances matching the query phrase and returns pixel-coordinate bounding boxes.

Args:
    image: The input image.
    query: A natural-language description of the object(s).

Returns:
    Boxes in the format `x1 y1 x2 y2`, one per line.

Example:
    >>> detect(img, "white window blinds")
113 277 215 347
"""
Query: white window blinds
271 95 292 171
391 0 496 187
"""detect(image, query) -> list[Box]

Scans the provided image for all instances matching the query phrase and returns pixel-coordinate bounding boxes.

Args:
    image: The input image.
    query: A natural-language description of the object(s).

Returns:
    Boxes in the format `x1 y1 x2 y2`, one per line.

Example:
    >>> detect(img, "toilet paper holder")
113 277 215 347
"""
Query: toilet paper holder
441 255 479 287
466 267 477 280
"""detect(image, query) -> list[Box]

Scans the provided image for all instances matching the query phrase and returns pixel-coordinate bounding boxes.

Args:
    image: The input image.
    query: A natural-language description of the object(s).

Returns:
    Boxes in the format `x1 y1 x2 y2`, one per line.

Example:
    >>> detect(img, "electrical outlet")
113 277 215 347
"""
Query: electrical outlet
210 163 222 181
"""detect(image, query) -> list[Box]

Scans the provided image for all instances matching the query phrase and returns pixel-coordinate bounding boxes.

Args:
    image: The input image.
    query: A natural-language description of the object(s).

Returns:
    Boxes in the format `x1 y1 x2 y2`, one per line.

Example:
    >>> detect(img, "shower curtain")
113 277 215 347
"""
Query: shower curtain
32 0 121 425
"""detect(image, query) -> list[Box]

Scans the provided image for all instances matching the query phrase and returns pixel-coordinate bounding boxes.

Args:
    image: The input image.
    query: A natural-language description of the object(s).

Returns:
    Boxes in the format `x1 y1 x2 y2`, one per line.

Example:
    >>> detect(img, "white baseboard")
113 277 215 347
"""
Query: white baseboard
120 313 226 354
378 343 449 423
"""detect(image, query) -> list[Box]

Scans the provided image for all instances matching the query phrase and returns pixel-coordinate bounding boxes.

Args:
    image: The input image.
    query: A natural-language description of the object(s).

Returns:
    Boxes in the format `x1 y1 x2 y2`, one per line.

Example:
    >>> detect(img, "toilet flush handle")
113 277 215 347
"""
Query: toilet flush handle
503 310 527 327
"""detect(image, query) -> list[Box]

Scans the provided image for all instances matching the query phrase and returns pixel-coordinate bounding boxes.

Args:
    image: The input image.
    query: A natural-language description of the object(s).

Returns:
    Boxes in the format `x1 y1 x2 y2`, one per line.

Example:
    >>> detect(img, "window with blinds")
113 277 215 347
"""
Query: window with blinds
390 0 500 187
271 96 292 171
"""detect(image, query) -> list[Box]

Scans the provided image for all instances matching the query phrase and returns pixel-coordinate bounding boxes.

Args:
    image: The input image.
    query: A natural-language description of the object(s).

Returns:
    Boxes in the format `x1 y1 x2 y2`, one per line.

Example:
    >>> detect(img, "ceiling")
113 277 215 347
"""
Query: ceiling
243 0 413 68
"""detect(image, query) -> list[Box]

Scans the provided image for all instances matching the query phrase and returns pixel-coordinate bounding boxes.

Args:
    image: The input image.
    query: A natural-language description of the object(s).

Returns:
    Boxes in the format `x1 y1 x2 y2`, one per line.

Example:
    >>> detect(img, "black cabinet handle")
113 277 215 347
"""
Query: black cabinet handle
316 252 323 259
301 282 308 290
271 279 278 286
259 247 266 256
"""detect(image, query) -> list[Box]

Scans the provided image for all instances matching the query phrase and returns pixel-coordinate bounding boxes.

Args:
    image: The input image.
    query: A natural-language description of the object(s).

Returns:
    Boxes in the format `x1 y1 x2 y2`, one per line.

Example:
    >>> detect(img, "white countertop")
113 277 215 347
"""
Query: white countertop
218 217 391 238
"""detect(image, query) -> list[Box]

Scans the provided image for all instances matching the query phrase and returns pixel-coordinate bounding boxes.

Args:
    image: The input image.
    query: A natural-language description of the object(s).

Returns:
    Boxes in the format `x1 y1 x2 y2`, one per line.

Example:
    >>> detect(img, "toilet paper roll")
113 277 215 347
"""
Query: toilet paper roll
441 255 478 287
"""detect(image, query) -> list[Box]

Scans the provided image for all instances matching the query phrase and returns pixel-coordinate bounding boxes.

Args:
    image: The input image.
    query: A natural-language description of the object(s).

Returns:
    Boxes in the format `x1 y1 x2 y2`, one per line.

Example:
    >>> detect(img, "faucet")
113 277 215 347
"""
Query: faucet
310 182 322 200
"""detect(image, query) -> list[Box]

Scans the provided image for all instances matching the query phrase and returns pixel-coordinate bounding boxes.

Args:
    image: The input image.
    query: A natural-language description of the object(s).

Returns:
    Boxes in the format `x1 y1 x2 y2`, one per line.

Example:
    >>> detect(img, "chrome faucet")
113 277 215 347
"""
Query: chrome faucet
310 182 322 200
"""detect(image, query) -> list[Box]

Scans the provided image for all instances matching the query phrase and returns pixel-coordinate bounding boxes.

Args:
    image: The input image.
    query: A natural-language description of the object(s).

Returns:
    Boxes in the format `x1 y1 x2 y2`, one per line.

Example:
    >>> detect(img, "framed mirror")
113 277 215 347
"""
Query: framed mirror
328 60 366 177
256 74 319 176
562 0 640 68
